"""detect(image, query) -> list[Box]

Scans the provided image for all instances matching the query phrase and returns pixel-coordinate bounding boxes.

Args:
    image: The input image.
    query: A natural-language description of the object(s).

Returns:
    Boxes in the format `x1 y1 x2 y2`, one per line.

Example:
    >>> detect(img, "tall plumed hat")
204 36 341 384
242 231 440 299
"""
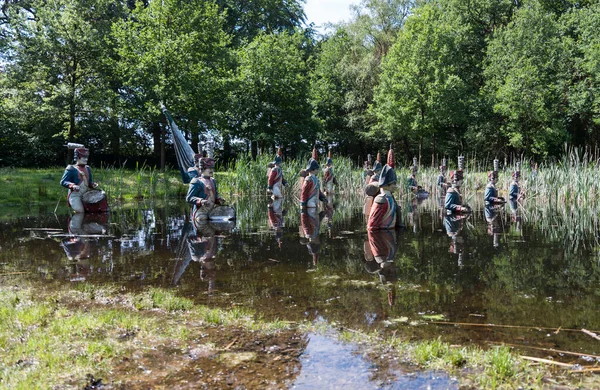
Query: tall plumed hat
372 160 382 173
512 162 521 179
274 147 283 165
326 150 333 166
69 142 89 161
372 152 383 172
379 145 397 187
387 145 395 168
306 158 320 171
305 145 320 171
411 156 418 173
493 158 500 172
458 155 465 171
367 154 372 164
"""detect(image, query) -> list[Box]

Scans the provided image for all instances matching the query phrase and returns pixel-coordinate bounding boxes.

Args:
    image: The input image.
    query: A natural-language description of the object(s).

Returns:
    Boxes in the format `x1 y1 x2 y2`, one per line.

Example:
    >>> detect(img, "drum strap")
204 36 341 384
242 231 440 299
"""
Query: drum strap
74 165 90 186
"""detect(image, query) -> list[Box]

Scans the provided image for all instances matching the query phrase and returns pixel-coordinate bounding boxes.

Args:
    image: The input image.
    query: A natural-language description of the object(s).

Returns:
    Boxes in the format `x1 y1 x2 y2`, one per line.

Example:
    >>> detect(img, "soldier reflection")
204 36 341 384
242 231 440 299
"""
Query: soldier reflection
444 214 468 268
485 204 504 248
406 197 424 234
300 207 325 267
323 194 335 238
363 230 398 308
61 213 109 282
268 197 286 248
509 198 522 233
172 218 235 295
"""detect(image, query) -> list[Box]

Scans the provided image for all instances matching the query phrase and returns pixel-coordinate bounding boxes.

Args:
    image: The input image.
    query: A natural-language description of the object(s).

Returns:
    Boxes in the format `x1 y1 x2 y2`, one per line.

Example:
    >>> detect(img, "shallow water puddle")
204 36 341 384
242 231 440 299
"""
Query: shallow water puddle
292 332 457 389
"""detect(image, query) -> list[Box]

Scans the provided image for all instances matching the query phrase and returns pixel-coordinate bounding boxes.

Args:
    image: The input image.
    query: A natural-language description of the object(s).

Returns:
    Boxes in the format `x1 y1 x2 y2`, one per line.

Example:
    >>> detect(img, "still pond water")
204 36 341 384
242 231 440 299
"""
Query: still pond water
2 194 600 387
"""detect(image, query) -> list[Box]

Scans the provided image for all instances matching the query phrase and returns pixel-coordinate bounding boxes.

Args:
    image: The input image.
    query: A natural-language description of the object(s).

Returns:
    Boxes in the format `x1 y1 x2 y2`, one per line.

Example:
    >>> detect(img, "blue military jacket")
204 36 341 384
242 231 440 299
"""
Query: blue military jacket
445 188 461 212
60 165 93 188
186 176 219 205
509 181 519 199
484 183 498 204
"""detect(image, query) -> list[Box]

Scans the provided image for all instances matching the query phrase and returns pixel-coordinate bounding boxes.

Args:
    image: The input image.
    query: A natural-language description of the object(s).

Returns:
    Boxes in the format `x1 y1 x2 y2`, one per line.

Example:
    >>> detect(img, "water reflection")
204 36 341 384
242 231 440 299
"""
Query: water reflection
443 214 468 267
268 197 285 248
172 217 236 295
406 197 424 234
363 230 398 307
61 213 110 281
292 332 456 389
300 208 325 266
484 205 503 248
4 196 600 360
509 198 522 233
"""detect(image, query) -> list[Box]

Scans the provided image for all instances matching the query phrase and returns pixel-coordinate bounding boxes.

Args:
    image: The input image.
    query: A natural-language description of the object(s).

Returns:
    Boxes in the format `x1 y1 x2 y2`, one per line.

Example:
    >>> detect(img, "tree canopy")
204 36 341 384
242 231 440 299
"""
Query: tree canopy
2 0 600 167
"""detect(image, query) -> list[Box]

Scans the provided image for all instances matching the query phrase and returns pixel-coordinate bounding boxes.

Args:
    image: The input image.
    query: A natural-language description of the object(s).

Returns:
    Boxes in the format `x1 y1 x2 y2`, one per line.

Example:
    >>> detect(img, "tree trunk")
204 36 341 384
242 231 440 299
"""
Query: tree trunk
152 121 161 164
402 136 411 162
69 58 78 141
223 133 232 168
251 140 258 159
161 122 166 171
110 115 120 164
432 135 436 167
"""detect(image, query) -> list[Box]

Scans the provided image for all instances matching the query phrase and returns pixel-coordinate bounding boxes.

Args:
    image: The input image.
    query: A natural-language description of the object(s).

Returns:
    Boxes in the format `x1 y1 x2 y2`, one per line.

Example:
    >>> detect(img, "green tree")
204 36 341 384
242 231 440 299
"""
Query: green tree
216 0 306 45
112 0 230 168
372 4 471 161
231 31 315 156
562 3 600 147
484 2 571 157
310 0 412 158
310 29 354 153
1 0 126 165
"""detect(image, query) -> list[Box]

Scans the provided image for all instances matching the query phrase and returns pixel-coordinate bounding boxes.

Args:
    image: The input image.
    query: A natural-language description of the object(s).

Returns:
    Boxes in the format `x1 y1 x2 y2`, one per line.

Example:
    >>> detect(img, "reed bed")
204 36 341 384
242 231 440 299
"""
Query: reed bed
221 153 363 198
4 148 600 248
402 149 600 253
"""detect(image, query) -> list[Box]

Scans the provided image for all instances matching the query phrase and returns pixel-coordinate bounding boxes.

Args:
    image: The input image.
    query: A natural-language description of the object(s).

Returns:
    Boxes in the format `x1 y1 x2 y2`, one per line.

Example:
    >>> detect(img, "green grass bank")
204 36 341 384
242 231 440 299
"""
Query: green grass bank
1 280 599 389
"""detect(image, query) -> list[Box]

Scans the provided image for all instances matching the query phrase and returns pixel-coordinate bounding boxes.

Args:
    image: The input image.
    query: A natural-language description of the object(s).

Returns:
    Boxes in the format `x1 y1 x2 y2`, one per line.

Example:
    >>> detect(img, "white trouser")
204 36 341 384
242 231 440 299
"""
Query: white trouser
69 183 90 213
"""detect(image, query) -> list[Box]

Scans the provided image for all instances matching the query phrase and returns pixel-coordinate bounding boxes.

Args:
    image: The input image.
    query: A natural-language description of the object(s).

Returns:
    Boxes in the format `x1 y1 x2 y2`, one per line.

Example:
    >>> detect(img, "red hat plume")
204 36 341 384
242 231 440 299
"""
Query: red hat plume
277 147 283 157
387 144 395 168
328 150 332 159
312 146 318 160
376 152 381 162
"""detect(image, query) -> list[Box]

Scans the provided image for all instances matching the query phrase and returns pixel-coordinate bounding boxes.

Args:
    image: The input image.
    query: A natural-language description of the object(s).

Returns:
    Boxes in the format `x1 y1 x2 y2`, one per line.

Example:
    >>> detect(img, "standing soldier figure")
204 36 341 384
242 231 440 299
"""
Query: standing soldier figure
267 148 286 199
484 159 506 205
437 158 448 193
407 157 420 193
363 153 383 219
322 150 337 196
300 147 328 209
407 157 429 198
362 154 373 184
509 162 522 201
445 156 471 214
368 146 402 230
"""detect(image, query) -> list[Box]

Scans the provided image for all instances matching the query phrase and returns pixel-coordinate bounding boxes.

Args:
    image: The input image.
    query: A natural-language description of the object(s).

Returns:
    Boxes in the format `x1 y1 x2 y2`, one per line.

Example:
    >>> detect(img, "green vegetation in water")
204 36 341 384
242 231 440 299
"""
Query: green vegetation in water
0 166 185 211
3 148 600 249
1 279 599 389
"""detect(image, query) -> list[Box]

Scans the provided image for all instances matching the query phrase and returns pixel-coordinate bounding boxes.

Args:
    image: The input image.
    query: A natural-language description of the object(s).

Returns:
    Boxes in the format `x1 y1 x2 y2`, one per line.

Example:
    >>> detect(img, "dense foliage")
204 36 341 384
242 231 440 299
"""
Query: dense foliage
1 0 600 167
